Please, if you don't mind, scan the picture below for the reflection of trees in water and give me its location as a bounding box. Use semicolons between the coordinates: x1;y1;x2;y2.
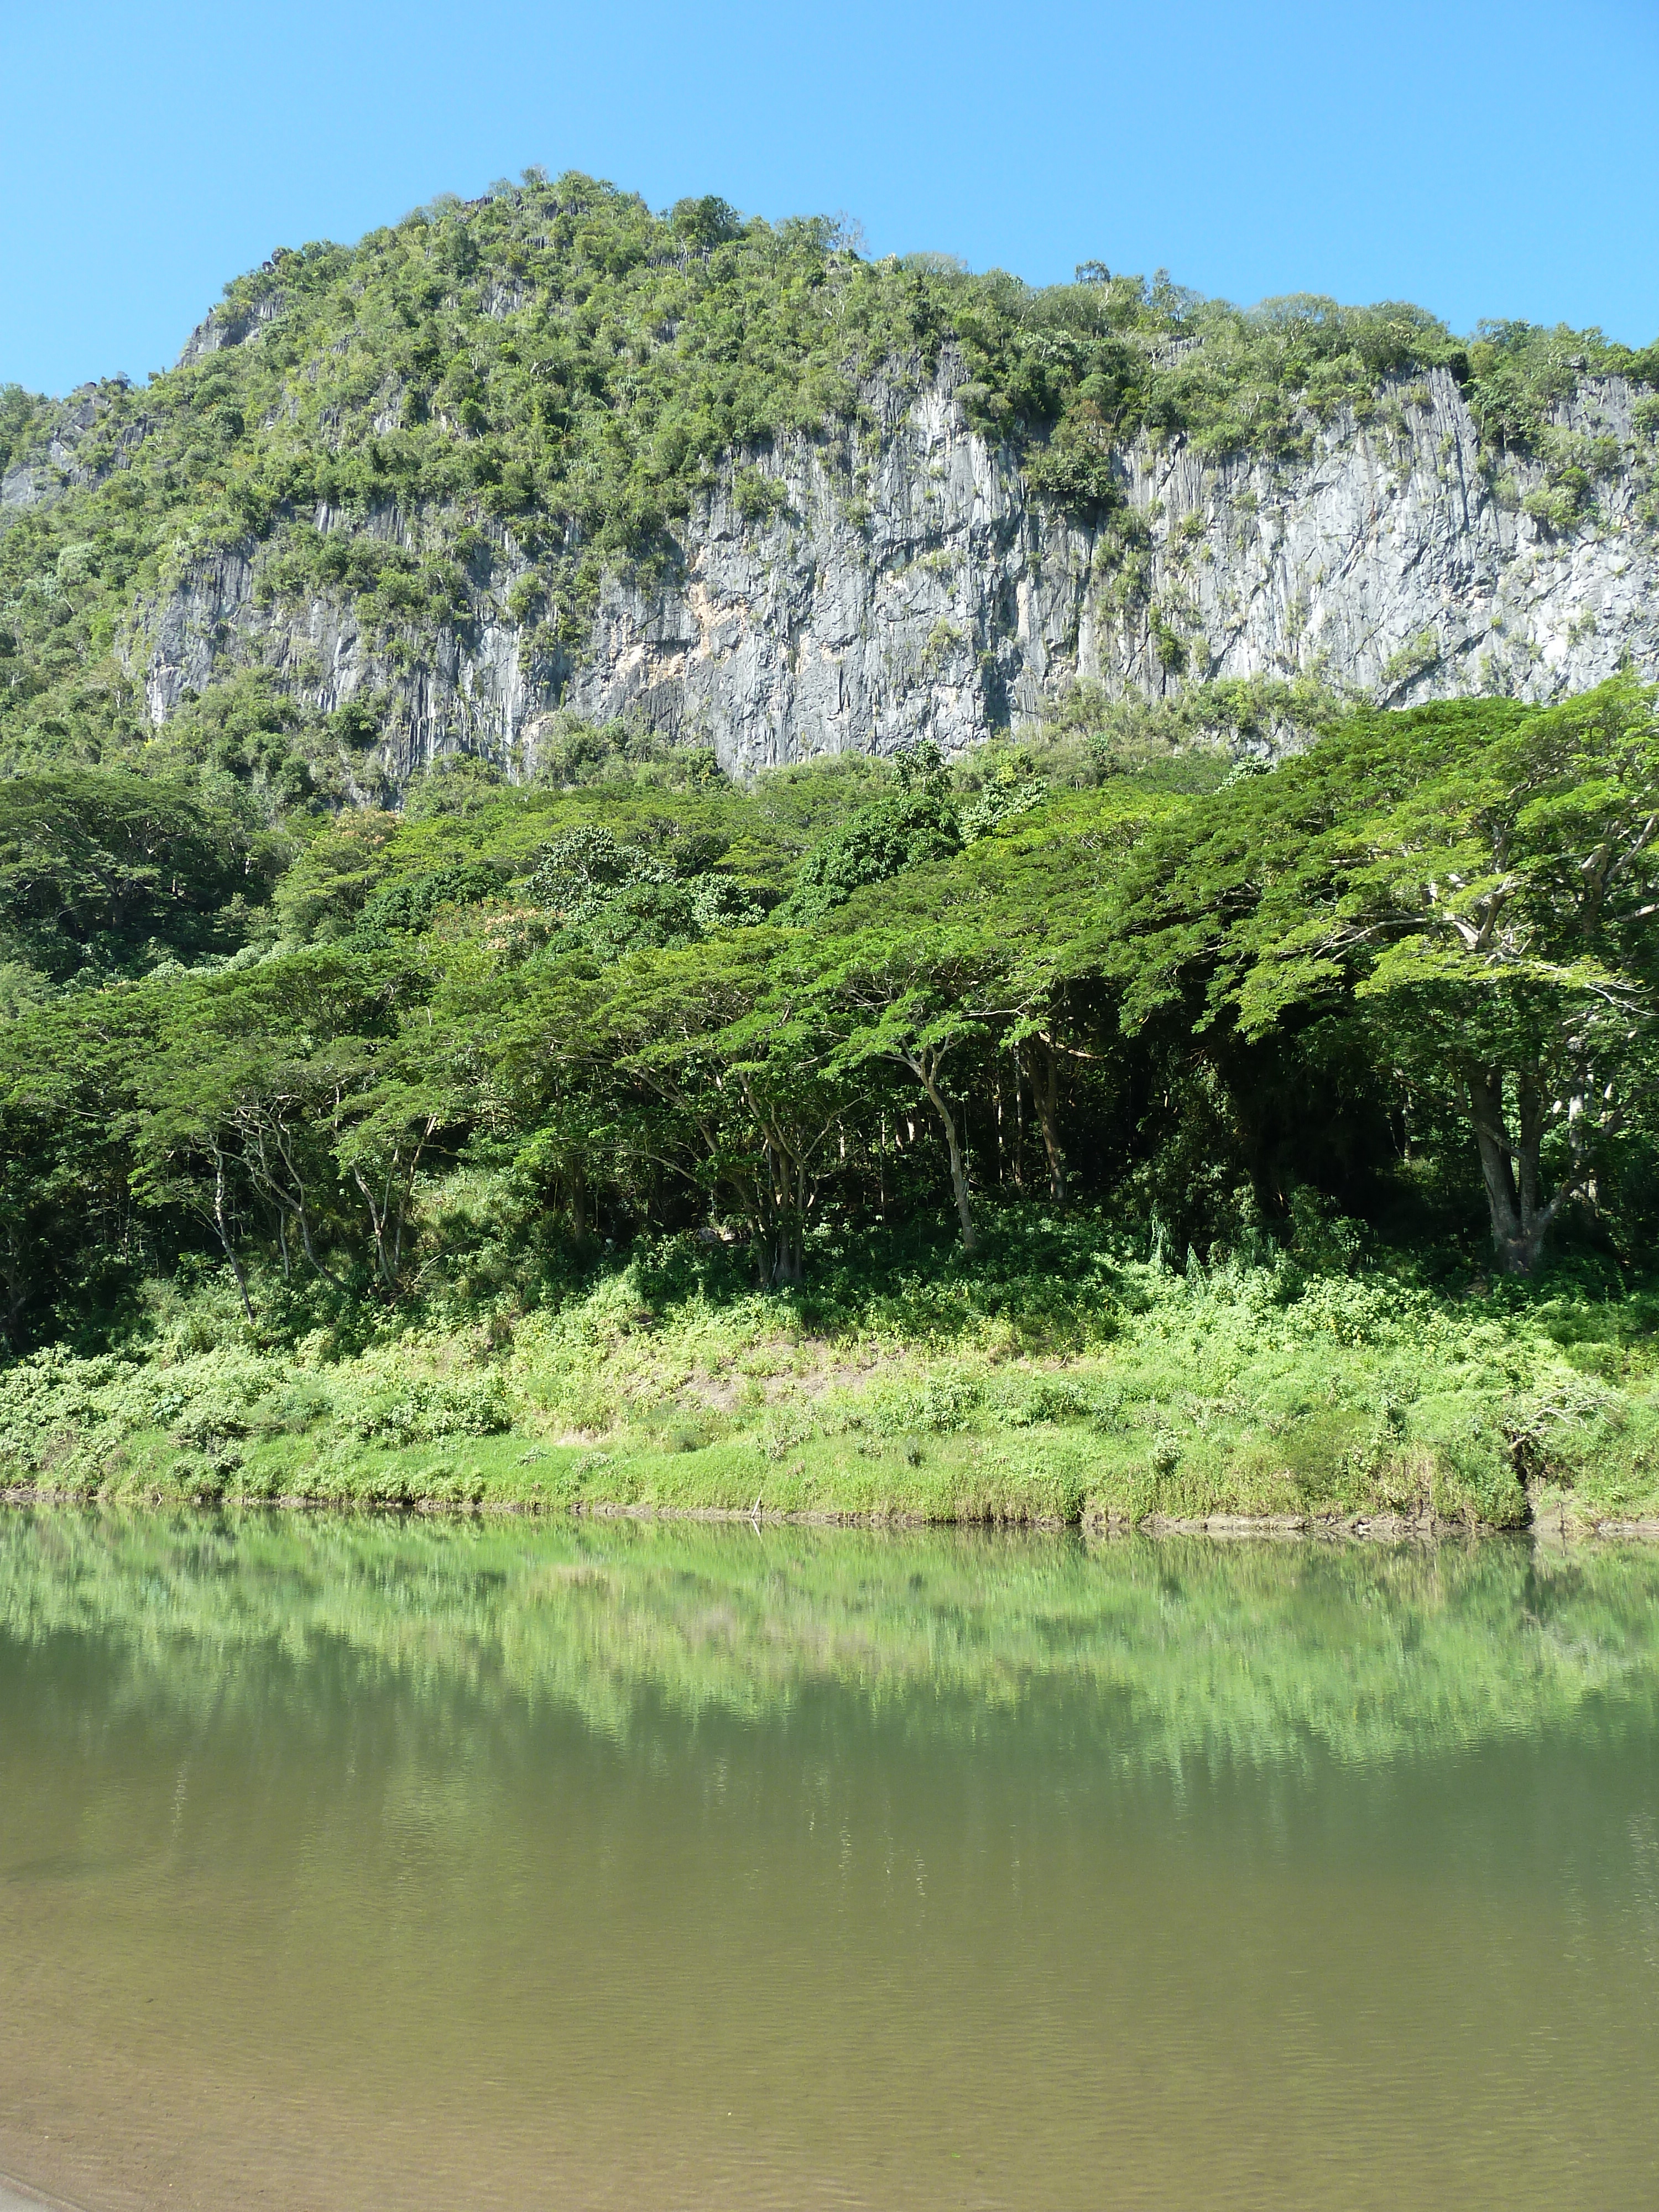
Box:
3;1509;1657;1772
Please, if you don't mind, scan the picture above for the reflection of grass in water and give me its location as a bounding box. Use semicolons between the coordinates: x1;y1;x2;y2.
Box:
3;1510;1658;1772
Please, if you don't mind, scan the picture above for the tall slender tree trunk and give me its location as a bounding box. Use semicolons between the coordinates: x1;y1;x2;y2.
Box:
258;1128;347;1291
907;1051;977;1254
1026;1039;1067;1206
0;1233;27;1351
1465;1062;1552;1274
211;1145;256;1325
771;1227;805;1286
353;1167;391;1284
765;1149;809;1287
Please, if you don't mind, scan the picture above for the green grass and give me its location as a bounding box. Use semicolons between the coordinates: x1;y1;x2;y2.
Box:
8;1224;1658;1531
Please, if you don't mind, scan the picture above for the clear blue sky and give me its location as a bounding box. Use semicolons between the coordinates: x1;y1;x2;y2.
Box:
3;0;1656;395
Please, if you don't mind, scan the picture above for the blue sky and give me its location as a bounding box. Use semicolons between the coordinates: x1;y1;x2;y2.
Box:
3;0;1655;395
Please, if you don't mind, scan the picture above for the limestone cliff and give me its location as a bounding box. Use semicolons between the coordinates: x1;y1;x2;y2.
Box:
131;348;1657;784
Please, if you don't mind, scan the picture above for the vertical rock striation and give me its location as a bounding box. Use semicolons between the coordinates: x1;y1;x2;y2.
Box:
134;351;1659;784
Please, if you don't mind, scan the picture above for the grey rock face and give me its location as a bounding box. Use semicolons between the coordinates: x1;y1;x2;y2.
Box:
176;290;289;368
134;353;1659;784
2;384;147;513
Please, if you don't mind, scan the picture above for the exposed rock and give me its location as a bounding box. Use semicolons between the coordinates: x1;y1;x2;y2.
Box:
177;290;289;368
2;384;147;513
132;353;1659;785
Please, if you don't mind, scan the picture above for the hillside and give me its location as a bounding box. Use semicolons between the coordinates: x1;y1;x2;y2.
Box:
4;170;1659;794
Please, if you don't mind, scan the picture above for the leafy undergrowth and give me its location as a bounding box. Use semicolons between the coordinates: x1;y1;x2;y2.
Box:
4;1233;1657;1529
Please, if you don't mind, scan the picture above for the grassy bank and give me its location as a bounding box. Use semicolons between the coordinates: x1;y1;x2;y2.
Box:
5;1215;1657;1532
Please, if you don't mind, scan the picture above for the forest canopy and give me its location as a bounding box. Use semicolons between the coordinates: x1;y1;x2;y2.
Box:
1;676;1656;1368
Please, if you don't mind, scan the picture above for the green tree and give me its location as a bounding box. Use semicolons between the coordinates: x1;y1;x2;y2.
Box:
129;947;426;1307
0;770;273;980
1114;680;1659;1272
808;921;1021;1253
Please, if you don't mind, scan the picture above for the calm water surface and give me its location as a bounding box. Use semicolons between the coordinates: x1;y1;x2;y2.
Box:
2;1512;1657;2210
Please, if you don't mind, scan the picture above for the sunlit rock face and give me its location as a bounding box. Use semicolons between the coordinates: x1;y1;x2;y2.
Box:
133;348;1659;785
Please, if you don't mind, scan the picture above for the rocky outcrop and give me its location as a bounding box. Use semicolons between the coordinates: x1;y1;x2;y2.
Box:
176;289;289;368
133;353;1659;783
1;384;145;513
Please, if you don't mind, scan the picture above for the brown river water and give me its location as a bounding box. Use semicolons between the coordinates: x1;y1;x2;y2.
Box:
1;1510;1657;2210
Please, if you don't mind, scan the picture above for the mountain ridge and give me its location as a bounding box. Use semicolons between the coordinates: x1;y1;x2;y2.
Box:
3;171;1658;794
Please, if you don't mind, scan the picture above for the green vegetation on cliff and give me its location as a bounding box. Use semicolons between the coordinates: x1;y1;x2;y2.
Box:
2;169;1655;779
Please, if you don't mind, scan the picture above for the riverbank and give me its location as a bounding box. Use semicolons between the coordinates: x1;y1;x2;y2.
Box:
5;1224;1656;1534
8;1485;1659;1538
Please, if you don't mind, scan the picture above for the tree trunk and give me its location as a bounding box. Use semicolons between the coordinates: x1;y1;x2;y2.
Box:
1026;1040;1067;1206
211;1146;257;1325
1465;1064;1552;1274
0;1232;27;1351
764;1149;809;1286
909;1052;977;1253
351;1166;398;1285
771;1227;805;1286
254;1127;347;1291
291;1199;347;1292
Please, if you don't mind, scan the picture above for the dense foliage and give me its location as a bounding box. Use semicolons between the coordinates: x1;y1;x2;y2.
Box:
5;172;1659;1519
0;678;1649;1525
1;677;1656;1371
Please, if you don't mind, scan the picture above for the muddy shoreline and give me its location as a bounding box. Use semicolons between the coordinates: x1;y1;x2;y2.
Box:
4;1482;1655;1540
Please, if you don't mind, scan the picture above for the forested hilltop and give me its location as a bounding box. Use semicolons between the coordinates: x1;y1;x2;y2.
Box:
4;170;1659;787
4;173;1659;1530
